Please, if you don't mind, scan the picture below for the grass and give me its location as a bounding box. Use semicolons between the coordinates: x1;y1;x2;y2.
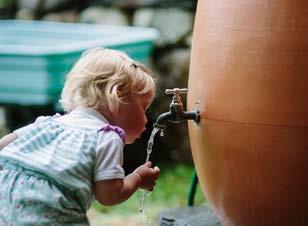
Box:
88;164;207;226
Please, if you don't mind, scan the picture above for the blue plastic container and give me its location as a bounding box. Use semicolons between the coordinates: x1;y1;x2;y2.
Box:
0;20;158;106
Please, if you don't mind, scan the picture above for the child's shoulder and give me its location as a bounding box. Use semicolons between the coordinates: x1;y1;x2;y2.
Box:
99;124;126;144
13;114;59;138
34;114;60;124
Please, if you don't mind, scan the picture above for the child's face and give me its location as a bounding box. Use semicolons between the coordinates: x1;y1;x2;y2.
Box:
113;91;154;144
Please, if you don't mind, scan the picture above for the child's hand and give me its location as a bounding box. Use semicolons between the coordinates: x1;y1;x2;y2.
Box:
134;161;160;191
95;162;159;206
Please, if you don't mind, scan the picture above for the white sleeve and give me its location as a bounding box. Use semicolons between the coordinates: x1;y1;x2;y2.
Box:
94;132;125;181
13;116;47;137
13;123;35;137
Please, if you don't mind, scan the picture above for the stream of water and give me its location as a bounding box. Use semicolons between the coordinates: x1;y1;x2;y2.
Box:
138;127;162;226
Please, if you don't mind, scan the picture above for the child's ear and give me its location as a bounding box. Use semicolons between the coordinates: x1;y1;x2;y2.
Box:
116;87;131;103
121;92;133;104
113;102;127;116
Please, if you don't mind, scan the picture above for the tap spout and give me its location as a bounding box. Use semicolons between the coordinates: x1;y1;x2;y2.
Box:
154;109;200;129
154;112;173;129
153;88;201;130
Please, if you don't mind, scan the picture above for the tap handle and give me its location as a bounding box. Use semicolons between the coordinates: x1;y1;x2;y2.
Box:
165;88;187;95
165;88;187;104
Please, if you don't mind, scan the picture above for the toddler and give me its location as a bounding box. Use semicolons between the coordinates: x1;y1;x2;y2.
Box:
0;47;160;225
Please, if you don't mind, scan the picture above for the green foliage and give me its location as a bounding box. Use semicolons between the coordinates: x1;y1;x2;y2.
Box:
0;0;11;7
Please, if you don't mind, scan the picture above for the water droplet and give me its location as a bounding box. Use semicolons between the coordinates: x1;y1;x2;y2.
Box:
160;130;164;137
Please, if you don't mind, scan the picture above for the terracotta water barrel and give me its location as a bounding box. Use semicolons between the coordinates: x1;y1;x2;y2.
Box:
187;1;308;225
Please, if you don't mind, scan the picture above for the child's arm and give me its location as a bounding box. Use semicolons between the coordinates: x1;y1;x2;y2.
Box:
0;133;17;151
94;161;160;206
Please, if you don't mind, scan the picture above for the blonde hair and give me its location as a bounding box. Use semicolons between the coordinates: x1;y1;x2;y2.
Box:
59;47;156;113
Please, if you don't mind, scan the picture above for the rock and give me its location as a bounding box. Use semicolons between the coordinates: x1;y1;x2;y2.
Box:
15;8;35;20
42;10;79;22
133;8;194;46
79;6;129;25
155;48;191;88
158;205;221;226
17;0;72;11
132;8;155;27
17;0;39;10
41;12;62;22
92;0;197;9
113;0;156;8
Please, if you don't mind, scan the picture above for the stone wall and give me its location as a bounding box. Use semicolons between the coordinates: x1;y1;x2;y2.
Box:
2;0;197;170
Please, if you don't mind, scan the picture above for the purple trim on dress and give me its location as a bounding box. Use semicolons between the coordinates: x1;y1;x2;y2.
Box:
99;124;126;144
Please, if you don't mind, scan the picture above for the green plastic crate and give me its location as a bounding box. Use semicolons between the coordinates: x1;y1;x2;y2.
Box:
0;20;158;106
